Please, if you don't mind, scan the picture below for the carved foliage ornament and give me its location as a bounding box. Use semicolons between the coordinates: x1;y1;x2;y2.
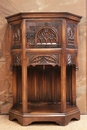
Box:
12;53;21;66
28;54;60;66
67;54;76;66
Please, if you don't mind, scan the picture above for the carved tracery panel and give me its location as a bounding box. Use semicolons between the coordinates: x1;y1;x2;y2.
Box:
26;21;62;48
27;54;60;66
35;27;58;45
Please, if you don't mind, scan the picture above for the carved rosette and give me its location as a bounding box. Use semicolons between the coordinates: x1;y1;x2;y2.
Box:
27;54;60;66
12;24;21;49
12;53;21;66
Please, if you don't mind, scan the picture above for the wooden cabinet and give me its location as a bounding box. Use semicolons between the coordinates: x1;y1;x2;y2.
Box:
6;12;82;126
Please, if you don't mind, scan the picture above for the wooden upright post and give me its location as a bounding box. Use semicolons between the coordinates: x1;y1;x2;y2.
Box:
22;19;28;113
61;20;66;112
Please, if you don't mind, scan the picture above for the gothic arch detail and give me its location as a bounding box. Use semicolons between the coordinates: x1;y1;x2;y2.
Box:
35;26;58;45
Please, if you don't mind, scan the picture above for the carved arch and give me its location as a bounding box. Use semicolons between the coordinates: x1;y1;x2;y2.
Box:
35;26;58;45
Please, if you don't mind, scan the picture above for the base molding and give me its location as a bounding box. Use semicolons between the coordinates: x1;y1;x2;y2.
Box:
9;105;80;126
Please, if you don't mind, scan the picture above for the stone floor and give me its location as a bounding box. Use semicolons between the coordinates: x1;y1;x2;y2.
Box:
0;115;87;130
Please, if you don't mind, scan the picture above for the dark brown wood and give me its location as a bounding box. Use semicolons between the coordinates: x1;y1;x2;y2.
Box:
6;12;82;126
71;66;76;105
12;67;17;104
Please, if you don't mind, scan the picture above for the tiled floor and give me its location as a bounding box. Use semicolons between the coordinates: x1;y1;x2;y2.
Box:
0;115;87;130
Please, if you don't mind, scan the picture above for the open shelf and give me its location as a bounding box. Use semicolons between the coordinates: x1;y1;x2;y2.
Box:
11;102;79;114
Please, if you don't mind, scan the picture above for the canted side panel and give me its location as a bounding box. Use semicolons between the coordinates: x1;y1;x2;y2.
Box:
27;66;61;103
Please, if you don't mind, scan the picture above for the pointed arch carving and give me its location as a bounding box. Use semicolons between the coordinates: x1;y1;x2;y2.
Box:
35;26;58;45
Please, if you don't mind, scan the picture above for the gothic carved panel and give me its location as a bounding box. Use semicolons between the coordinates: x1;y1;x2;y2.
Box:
12;53;21;66
35;27;58;45
67;27;74;40
67;23;76;48
26;21;62;48
12;24;21;49
27;54;60;66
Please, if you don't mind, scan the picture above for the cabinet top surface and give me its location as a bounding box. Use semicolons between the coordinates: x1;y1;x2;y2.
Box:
6;12;82;23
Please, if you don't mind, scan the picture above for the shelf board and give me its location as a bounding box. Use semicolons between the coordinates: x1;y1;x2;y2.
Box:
10;102;79;115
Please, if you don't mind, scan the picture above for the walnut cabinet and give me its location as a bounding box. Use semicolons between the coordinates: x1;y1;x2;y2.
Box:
6;12;82;126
